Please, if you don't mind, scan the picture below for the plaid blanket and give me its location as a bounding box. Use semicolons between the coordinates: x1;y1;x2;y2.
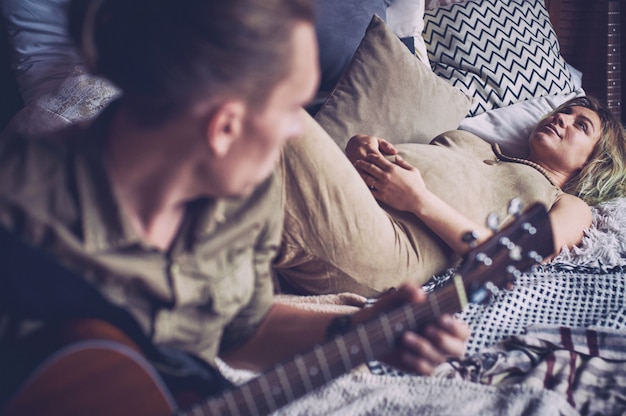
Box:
461;264;626;355
437;325;626;416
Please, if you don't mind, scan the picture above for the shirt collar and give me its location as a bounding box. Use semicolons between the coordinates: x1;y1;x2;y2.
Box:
74;101;144;252
74;101;229;254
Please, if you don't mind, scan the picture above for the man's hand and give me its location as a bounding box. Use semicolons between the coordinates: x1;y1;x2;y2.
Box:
353;284;470;375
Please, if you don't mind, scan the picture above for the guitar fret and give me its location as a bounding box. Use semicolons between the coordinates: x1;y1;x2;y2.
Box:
187;403;204;416
453;273;469;309
379;314;395;346
257;376;278;413
275;365;295;402
357;325;375;361
294;355;314;393
223;391;240;416
428;292;442;320
335;337;353;371
403;303;417;330
240;383;260;416
314;344;333;382
203;395;225;415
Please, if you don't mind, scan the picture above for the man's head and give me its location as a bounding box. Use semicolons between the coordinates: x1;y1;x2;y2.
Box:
69;0;317;126
202;20;320;196
69;0;319;196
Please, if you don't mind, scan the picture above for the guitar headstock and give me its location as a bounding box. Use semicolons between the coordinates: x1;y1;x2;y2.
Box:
456;202;554;305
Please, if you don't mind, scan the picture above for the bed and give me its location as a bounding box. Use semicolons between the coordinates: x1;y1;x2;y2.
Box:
0;0;625;415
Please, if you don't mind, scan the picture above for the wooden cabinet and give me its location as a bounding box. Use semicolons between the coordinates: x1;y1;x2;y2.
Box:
547;0;623;124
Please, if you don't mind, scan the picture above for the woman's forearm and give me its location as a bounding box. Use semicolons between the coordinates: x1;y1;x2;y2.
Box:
411;189;493;256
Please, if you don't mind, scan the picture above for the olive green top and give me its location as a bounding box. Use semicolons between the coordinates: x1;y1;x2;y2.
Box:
390;130;564;279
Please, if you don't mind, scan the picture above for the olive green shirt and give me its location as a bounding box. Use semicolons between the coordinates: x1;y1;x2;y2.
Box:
0;107;281;366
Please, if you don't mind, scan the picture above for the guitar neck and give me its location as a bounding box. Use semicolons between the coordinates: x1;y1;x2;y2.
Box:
607;0;621;119
182;203;552;416
194;281;466;416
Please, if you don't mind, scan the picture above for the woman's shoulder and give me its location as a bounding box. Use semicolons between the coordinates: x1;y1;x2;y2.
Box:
429;129;493;156
430;129;489;145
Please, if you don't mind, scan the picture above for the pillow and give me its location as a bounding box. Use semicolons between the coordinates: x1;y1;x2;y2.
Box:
423;0;576;116
0;0;80;105
314;14;471;150
2;65;120;138
386;0;429;66
315;0;427;94
315;0;392;93
458;88;586;158
425;0;467;9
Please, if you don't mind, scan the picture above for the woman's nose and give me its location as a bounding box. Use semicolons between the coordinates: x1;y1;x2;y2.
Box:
553;112;570;127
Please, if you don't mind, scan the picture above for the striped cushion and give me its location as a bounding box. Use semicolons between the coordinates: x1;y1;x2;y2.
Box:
423;0;576;116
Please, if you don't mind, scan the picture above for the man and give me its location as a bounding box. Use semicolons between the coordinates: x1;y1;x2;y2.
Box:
0;0;469;410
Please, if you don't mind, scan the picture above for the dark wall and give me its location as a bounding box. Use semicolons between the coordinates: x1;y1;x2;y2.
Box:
0;21;23;132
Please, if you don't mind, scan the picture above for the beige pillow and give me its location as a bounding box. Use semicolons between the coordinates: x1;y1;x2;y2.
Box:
314;14;472;150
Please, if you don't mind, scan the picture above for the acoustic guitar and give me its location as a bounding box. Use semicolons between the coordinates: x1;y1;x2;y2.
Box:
2;202;553;416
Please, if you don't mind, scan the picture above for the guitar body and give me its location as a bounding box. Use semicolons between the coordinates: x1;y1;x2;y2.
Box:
2;321;177;416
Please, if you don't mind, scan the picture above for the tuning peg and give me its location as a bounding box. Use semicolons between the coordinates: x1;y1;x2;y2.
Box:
506;264;522;278
486;212;500;232
484;281;500;297
521;222;537;235
476;252;492;266
508;198;523;218
469;281;502;305
527;250;543;263
462;230;479;248
499;236;513;249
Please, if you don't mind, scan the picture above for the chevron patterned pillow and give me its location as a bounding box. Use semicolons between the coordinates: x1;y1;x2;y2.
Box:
423;0;576;116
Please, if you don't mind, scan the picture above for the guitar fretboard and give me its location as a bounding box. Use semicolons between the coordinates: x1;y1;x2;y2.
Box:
195;283;464;416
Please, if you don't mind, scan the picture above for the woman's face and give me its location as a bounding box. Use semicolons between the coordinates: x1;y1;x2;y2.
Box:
528;105;602;177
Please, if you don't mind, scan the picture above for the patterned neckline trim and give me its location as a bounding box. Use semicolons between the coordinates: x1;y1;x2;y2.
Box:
491;143;558;188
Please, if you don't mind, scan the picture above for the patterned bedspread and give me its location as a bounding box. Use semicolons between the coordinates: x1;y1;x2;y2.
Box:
263;198;626;415
216;199;626;415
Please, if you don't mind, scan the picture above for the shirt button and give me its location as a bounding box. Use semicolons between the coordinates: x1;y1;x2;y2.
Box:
169;262;181;275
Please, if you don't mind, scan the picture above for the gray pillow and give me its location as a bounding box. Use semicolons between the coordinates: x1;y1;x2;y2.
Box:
314;14;472;150
315;0;393;93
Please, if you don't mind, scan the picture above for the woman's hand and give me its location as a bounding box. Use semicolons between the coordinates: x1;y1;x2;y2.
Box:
352;284;470;375
345;134;398;165
355;152;430;213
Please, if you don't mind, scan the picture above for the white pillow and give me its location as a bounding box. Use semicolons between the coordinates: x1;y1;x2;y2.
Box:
386;0;429;66
458;88;586;158
2;65;120;138
1;0;82;105
425;0;468;9
423;0;576;116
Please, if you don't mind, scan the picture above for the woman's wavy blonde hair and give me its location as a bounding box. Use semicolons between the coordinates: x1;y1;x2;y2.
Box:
555;96;626;205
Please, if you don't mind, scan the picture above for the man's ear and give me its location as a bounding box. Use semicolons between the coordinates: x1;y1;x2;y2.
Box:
205;100;247;158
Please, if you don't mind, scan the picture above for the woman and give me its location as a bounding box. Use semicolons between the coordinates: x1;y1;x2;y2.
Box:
274;96;626;297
